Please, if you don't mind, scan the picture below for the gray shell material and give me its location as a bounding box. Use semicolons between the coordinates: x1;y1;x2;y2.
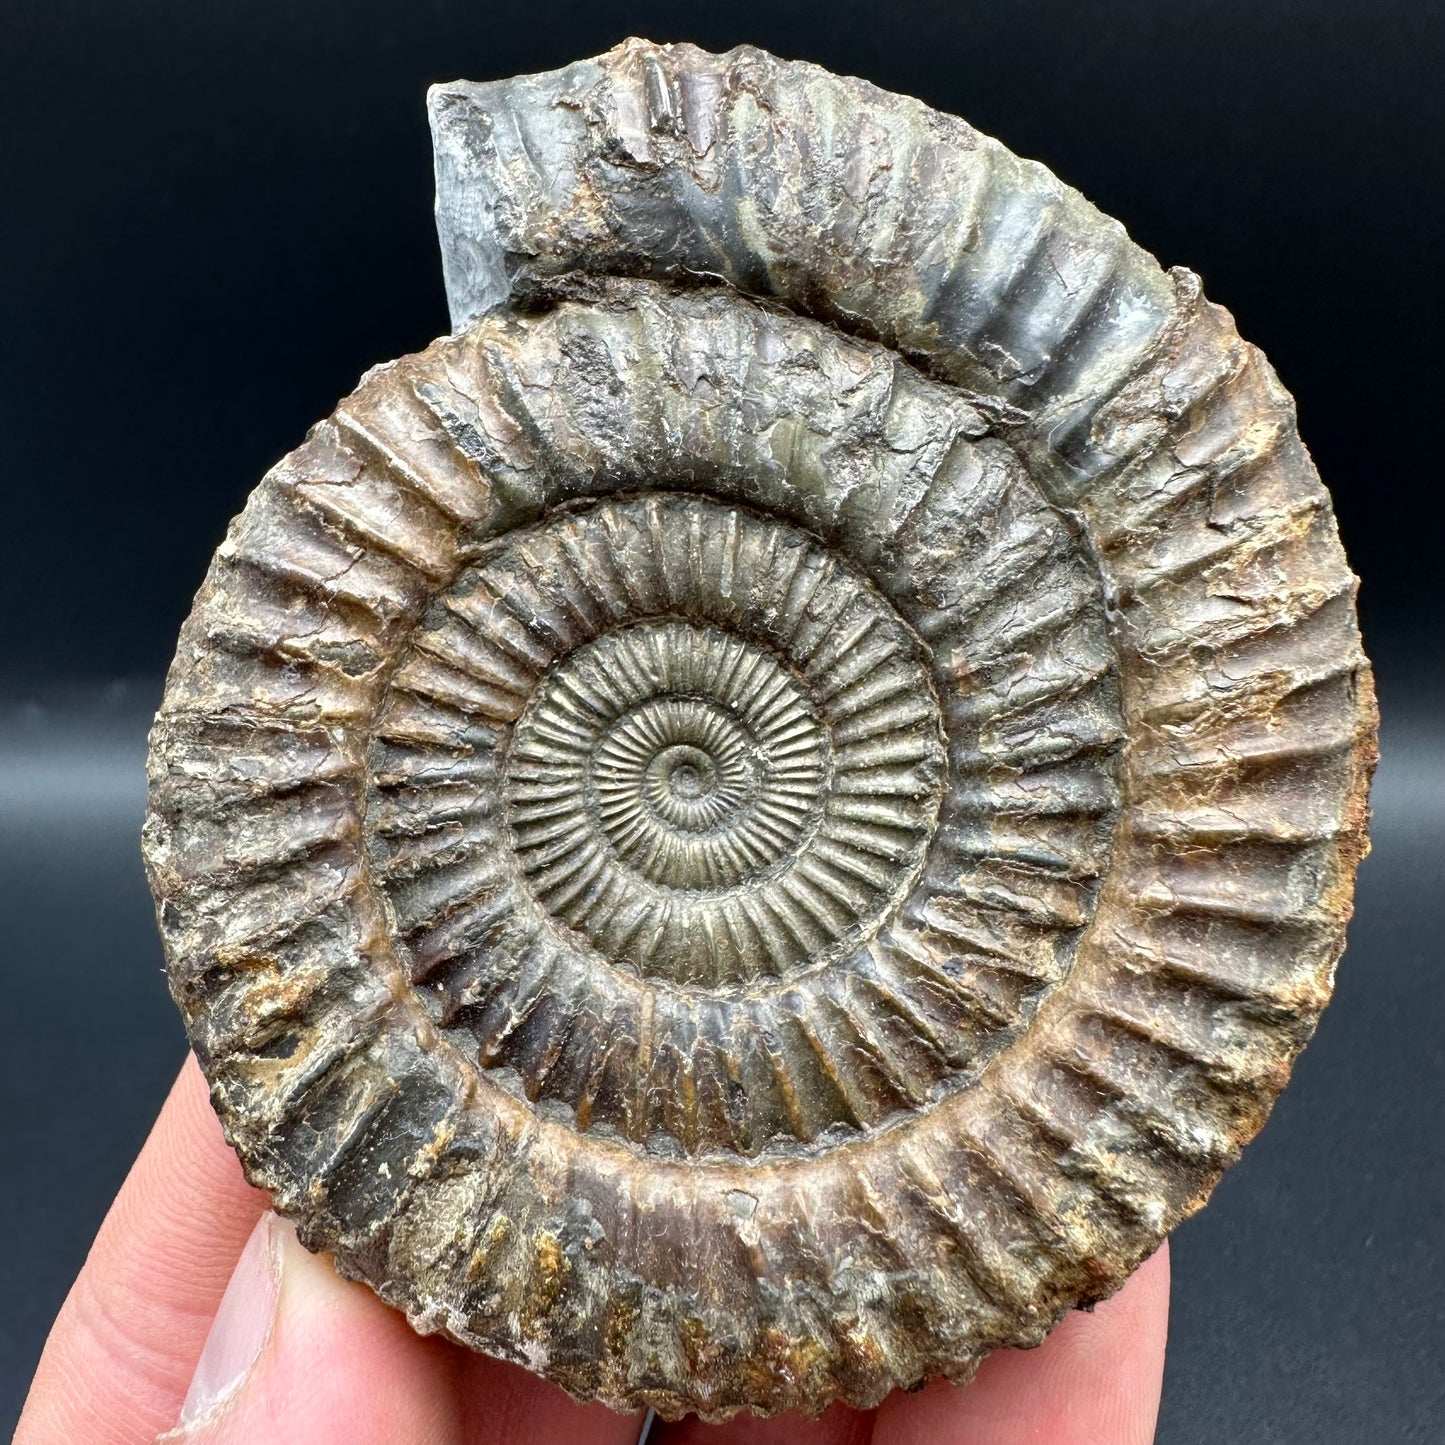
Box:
143;38;1377;1421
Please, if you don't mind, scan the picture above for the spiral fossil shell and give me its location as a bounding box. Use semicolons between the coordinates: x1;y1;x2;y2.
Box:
143;39;1377;1420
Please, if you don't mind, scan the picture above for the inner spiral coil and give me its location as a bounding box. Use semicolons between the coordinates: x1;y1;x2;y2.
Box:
457;495;950;988
510;621;827;900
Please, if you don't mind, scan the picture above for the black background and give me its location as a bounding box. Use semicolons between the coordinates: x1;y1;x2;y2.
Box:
1;2;1441;1440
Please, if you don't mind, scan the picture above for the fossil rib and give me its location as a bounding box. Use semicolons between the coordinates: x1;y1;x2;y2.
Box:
144;38;1376;1422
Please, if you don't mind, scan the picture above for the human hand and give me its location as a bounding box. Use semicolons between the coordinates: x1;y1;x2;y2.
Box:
16;1057;1168;1444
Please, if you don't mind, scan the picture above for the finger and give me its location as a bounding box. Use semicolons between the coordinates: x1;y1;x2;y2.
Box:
161;1213;464;1445
451;1351;648;1445
15;1055;268;1445
872;1243;1171;1445
651;1399;872;1445
167;1210;645;1445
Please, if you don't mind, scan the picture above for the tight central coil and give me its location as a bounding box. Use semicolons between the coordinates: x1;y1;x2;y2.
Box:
512;621;827;895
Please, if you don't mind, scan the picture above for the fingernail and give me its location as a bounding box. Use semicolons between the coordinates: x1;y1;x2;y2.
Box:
177;1212;281;1428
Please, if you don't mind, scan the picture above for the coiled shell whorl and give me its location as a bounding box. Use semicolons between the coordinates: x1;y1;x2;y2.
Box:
143;39;1377;1421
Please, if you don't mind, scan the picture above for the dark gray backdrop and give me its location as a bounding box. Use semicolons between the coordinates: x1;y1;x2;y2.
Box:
2;2;1441;1440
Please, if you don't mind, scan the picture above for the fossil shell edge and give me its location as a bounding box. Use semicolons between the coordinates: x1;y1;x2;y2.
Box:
143;39;1377;1422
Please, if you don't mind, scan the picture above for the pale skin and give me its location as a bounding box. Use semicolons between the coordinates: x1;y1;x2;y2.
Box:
17;1056;1169;1444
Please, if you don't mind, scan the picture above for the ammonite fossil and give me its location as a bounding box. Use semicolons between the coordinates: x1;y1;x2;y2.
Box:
143;39;1377;1420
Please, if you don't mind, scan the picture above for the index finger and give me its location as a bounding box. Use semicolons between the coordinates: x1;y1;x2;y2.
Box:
16;1055;268;1445
873;1243;1171;1445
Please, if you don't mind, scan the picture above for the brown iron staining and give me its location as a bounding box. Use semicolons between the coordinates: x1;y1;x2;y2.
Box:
143;40;1376;1421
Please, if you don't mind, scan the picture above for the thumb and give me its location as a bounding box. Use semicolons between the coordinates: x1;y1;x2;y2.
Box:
161;1212;460;1445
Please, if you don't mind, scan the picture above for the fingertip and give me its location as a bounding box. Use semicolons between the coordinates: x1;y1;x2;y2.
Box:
15;1057;269;1445
874;1243;1171;1445
167;1217;462;1445
451;1348;649;1445
173;1212;282;1432
649;1398;871;1445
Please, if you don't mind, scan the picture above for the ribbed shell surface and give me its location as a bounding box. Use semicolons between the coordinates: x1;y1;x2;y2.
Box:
143;39;1376;1421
